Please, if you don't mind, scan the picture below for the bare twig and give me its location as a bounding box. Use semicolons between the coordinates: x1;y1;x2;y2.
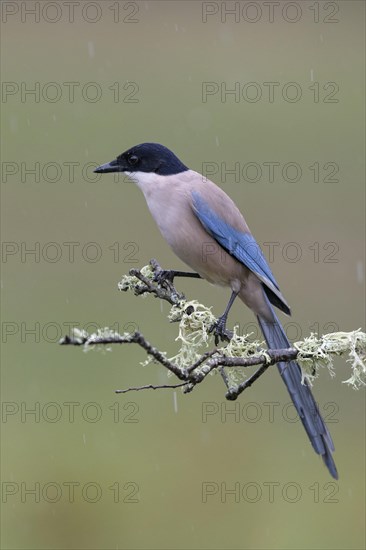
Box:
115;382;189;394
60;330;188;380
225;364;272;400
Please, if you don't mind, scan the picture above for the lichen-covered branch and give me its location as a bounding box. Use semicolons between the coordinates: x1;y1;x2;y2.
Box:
59;260;366;395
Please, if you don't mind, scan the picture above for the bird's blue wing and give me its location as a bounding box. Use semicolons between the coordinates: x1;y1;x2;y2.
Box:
191;191;280;291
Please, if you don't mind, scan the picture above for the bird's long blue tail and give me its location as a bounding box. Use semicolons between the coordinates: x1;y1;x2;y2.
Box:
257;305;338;479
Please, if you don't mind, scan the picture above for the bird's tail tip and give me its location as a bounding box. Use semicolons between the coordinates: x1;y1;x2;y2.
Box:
257;311;338;480
322;445;339;479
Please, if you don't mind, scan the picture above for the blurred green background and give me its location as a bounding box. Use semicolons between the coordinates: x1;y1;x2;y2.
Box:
1;1;365;548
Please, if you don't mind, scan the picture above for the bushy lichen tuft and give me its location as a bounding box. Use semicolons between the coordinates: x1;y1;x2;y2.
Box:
168;300;216;369
294;329;366;388
118;264;155;295
220;327;268;386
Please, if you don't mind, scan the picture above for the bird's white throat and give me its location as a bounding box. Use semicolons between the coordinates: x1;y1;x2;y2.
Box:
124;171;159;192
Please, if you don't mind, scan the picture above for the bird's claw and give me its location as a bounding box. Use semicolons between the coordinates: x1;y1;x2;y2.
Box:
209;317;233;345
153;269;175;287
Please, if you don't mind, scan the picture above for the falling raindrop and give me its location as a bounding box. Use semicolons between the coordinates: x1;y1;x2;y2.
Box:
87;41;95;59
356;261;364;284
173;391;178;413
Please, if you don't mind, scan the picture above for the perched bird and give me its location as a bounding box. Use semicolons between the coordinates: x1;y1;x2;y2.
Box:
95;142;338;479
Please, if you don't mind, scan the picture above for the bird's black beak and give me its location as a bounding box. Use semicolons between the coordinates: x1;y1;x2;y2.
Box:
94;159;122;173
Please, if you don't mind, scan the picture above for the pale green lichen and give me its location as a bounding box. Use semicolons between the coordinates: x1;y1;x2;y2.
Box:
294;329;366;389
71;327;89;344
140;353;168;369
223;327;266;359
112;264;366;390
168;300;216;370
67;327;134;354
81;327;126;353
118;264;155;294
220;327;268;387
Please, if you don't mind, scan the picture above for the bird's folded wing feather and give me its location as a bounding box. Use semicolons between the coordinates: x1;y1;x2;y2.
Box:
191;190;290;313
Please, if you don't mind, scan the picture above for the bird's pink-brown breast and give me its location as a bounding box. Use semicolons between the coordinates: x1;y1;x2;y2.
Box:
157;171;250;289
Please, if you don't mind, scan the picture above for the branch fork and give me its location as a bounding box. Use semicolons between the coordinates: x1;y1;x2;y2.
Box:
59;260;366;394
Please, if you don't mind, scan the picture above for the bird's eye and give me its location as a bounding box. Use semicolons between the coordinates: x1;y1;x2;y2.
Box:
129;155;139;165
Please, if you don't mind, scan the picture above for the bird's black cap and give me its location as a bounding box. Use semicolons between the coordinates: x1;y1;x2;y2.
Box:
94;143;188;176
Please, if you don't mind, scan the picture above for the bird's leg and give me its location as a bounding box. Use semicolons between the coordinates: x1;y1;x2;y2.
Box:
210;290;239;345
